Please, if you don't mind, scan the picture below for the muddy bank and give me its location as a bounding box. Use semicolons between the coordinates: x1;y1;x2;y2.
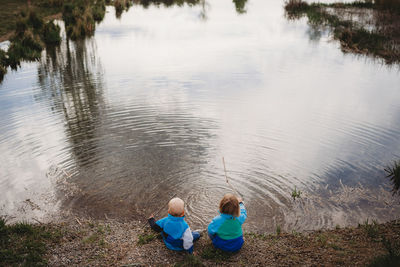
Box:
3;216;399;266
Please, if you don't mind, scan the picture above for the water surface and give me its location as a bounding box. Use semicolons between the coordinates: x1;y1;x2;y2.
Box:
1;0;400;232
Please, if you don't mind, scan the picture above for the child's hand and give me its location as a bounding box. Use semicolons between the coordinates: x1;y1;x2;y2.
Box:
237;197;243;203
148;214;154;220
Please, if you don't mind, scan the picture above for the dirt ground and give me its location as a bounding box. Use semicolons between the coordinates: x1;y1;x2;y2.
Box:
43;217;400;266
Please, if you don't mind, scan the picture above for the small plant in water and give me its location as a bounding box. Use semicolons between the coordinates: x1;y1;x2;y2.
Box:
360;218;380;239
276;224;281;236
384;160;400;196
291;186;302;200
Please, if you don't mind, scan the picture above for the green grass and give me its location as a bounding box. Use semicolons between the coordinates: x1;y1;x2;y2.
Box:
82;224;108;246
359;219;380;239
137;233;157;245
200;245;233;262
0;218;60;266
174;254;204;267
244;232;267;240
368;236;400;267
315;233;328;247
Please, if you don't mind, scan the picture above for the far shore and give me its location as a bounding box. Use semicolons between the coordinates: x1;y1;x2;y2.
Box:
0;13;62;43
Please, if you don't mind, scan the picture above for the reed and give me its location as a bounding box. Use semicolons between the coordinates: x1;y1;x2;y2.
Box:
63;3;96;39
62;0;105;40
0;50;7;81
385;160;400;196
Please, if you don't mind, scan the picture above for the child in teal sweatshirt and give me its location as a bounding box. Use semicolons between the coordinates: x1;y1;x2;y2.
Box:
207;193;247;252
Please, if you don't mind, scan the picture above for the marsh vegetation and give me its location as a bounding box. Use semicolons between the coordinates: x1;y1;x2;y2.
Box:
0;0;108;83
284;0;400;63
62;0;106;39
0;10;61;80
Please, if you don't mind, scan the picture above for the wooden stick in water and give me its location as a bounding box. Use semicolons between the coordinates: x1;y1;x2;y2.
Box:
222;157;242;198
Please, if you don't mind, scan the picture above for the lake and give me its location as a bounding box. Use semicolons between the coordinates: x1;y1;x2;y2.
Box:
1;0;400;232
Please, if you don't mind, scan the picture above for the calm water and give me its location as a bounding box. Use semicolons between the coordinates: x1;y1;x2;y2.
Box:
1;0;400;232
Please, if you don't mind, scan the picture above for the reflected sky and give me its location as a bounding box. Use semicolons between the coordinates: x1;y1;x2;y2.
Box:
1;0;400;231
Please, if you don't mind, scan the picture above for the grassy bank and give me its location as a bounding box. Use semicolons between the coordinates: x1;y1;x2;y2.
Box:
0;218;62;266
2;217;399;266
284;0;400;63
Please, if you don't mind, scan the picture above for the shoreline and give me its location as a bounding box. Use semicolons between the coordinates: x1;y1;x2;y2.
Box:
2;216;400;266
0;13;62;43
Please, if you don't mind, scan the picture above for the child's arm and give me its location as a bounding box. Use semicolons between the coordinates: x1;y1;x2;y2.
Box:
148;215;163;233
207;217;220;238
182;227;194;254
237;202;247;225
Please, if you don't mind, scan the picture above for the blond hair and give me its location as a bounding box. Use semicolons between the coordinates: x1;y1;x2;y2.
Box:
168;197;185;217
219;193;240;217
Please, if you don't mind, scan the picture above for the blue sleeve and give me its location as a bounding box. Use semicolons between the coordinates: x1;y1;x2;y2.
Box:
156;217;168;228
208;215;224;237
238;203;247;225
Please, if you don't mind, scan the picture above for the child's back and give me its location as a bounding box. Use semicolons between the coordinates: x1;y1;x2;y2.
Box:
148;198;200;253
208;193;247;252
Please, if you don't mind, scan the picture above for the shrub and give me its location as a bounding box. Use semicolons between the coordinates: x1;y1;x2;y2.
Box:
42;21;61;45
385;160;400;196
284;0;309;19
7;30;43;69
92;0;106;22
28;10;44;30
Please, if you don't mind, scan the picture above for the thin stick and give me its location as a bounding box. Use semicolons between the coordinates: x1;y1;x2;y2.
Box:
222;157;242;198
75;217;82;226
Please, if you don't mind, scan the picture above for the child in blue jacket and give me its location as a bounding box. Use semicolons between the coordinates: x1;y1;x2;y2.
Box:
208;193;247;252
148;197;200;253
